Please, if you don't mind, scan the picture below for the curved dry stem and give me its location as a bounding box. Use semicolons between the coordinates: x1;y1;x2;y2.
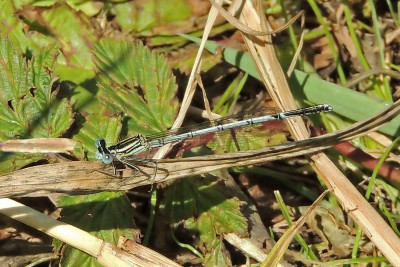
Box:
210;0;304;36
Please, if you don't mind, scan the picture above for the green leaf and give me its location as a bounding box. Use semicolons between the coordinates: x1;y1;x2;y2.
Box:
161;177;248;266
0;36;74;173
39;3;96;70
94;39;179;136
56;64;99;115
0;0;32;53
0;153;45;174
0;37;73;138
56;192;137;267
203;239;232;267
289;70;399;136
66;0;104;16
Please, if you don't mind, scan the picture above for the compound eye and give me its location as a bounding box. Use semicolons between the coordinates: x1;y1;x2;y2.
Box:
95;150;103;160
102;154;114;165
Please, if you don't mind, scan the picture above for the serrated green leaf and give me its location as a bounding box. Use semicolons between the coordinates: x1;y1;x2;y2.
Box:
94;39;179;136
47;98;75;136
0;37;74;173
184;195;247;247
0;37;73;138
39;3;96;69
161;177;247;266
203;239;232;267
56;192;137;267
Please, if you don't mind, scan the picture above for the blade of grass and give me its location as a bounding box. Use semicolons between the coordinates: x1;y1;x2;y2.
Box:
306;0;346;84
274;191;319;261
261;190;329;266
367;0;392;101
365;136;400;199
212;72;248;115
385;0;399;26
327;256;388;265
171;228;205;261
343;1;370;70
143;187;157;246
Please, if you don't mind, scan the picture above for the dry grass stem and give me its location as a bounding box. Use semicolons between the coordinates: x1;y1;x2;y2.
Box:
0;138;77;153
0;198;181;267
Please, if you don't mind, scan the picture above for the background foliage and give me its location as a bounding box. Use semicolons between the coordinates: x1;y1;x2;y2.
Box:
0;0;399;266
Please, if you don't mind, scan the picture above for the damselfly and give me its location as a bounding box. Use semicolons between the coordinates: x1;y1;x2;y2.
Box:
95;104;332;172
